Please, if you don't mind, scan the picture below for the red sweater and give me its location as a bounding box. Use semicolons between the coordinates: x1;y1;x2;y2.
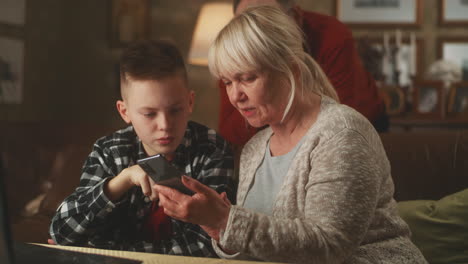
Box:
218;8;385;146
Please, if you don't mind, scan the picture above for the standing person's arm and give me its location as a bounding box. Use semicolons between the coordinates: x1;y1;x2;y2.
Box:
297;9;384;123
318;36;382;121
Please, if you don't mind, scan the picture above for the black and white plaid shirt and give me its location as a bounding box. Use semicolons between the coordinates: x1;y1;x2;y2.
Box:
49;121;236;257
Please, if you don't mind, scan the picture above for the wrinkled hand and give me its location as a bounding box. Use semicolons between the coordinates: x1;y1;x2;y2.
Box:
125;164;159;201
154;176;231;240
199;192;231;241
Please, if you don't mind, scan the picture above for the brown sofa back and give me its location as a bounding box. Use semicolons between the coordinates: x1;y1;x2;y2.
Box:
381;131;468;201
0;122;123;221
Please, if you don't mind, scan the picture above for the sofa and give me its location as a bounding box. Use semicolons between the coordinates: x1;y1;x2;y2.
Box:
0;122;123;243
1;122;468;263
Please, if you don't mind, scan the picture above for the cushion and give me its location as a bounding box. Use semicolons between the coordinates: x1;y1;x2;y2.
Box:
397;188;468;264
39;145;91;217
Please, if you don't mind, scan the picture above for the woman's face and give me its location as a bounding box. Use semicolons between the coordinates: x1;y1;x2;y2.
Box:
221;71;290;128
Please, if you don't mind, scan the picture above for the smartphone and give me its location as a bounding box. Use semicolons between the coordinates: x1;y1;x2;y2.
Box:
137;154;194;195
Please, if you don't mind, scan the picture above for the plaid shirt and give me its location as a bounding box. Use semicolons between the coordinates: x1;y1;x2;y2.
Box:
49;121;236;257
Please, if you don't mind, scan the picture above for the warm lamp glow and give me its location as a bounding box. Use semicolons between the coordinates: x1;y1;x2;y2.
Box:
188;3;233;66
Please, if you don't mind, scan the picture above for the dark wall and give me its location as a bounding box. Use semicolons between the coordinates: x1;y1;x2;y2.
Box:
1;0;119;124
0;0;219;128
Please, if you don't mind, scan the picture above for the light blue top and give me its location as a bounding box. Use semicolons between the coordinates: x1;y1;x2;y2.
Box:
243;136;304;215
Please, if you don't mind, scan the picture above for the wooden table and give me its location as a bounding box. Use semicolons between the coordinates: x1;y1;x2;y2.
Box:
34;243;281;264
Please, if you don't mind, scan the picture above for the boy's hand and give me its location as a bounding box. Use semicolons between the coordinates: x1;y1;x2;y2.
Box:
105;165;159;202
125;165;159;201
154;176;231;240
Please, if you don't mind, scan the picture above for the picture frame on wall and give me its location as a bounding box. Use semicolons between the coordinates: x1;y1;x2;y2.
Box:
439;0;468;26
334;0;422;27
355;35;423;87
412;80;445;118
0;0;25;26
109;0;150;48
0;36;24;104
438;37;468;81
447;82;468;114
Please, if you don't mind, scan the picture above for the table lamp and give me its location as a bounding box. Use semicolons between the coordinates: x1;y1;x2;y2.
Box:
188;2;233;66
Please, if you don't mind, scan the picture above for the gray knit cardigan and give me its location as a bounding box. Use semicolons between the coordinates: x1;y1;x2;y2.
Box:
213;97;427;264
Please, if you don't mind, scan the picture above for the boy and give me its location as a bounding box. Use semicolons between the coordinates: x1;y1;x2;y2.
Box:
49;40;236;257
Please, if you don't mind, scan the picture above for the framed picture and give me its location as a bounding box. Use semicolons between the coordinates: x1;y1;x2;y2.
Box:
109;0;150;48
439;0;468;26
0;36;23;104
447;81;468;114
0;0;25;26
355;35;423;87
438;37;468;81
412;80;445;117
334;0;422;27
379;86;405;115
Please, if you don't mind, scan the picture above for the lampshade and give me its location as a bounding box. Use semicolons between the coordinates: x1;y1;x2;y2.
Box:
188;3;233;66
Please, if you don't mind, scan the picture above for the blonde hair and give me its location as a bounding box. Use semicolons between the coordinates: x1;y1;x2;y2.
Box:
208;5;339;121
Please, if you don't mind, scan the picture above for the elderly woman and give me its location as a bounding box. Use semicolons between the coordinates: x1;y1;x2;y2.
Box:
154;5;427;263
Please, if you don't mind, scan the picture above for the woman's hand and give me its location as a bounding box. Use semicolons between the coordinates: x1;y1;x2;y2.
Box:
199;192;231;240
154;175;231;240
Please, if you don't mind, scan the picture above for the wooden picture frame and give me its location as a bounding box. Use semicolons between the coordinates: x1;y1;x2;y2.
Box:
0;0;25;26
379;86;405;115
447;81;468;114
439;0;468;26
109;0;150;48
412;80;445;118
0;36;24;104
355;36;424;86
438;37;468;82
334;0;422;27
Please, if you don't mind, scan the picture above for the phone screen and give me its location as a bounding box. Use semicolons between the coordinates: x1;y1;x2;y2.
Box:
137;154;194;195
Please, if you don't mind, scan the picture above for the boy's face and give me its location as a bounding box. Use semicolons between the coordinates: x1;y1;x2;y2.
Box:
117;75;194;158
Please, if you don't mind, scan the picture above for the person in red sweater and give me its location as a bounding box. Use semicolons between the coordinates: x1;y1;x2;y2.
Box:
219;0;388;146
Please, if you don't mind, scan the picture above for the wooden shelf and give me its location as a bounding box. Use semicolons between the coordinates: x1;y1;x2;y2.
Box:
390;114;468;131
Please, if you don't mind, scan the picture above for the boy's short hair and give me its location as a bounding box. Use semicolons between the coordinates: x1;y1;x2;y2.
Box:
119;40;188;99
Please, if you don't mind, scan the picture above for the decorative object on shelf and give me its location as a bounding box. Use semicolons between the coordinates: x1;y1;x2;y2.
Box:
438;37;468;82
378;86;406;115
0;36;23;104
0;0;25;26
426;59;462;98
412;80;445;118
109;0;150;48
447;81;468;114
439;0;468;26
334;0;422;27
356;32;422;88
